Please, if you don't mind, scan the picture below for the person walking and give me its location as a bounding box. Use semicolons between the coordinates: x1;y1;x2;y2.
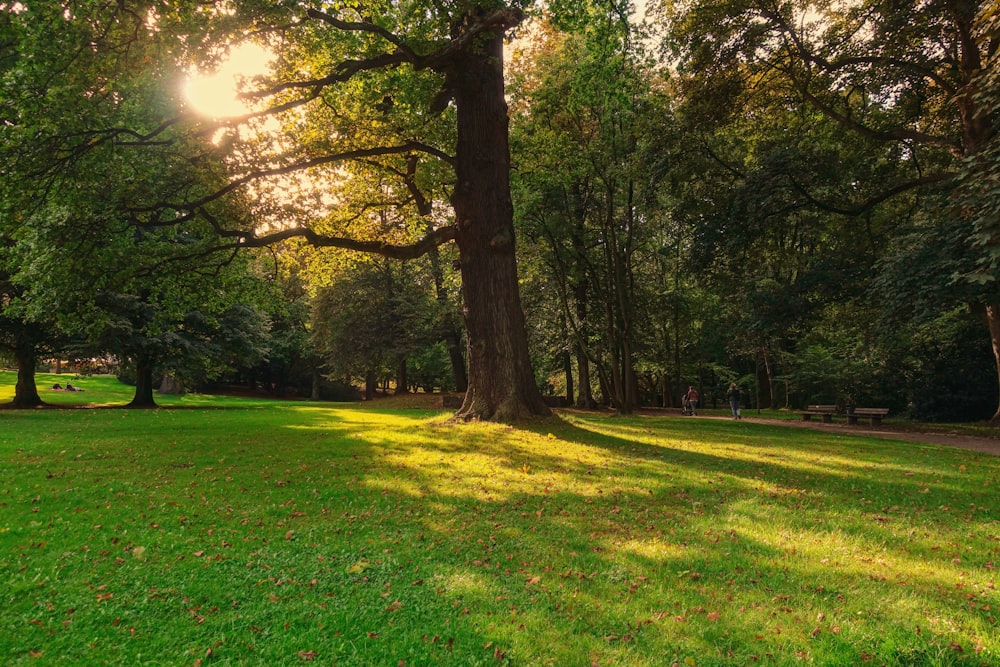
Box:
685;386;700;416
726;382;742;419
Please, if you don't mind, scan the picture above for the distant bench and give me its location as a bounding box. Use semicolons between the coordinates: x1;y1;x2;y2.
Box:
800;405;838;423
800;405;890;426
847;407;889;426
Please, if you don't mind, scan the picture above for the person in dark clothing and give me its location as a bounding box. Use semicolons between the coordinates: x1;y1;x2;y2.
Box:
726;382;742;419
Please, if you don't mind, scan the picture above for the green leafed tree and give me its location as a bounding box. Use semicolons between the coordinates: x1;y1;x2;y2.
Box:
162;1;554;420
656;0;1000;416
510;5;662;413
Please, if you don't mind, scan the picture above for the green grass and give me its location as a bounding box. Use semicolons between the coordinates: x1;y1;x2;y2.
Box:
1;373;998;665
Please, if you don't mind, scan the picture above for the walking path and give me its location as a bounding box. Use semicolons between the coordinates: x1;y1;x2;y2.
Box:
727;414;1000;457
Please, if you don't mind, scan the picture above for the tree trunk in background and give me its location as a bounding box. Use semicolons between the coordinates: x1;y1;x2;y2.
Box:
159;374;184;395
311;367;321;401
987;304;1000;421
11;348;43;408
573;294;597;409
365;369;377;401
563;344;574;406
450;27;549;421
761;347;776;409
128;355;157;408
426;244;468;393
576;343;596;408
395;357;409;394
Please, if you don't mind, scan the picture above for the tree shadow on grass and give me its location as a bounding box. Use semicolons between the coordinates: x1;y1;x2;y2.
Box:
6;403;997;665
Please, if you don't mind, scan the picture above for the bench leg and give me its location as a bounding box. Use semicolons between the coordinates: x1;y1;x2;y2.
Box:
847;415;858;426
870;416;882;426
822;414;833;423
802;414;812;421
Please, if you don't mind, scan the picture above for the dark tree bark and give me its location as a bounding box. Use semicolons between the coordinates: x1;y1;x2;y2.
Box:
364;369;377;401
987;305;1000;421
572;252;597;409
395;356;409;394
11;348;43;408
449;24;549;421
311;366;321;401
562;338;574;407
128;355;157;408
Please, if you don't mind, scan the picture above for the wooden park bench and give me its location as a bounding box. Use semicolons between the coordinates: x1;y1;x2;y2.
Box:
800;404;838;423
847;407;889;426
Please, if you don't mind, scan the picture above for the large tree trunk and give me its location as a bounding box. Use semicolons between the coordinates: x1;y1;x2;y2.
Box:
11;349;43;408
450;27;549;421
128;355;157;408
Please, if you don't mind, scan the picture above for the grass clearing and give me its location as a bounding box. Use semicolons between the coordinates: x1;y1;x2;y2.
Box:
1;373;998;665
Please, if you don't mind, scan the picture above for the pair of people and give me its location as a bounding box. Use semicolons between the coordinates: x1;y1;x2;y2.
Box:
684;386;699;415
51;382;83;392
681;383;742;418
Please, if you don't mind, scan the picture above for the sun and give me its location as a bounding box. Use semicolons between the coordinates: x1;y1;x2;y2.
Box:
184;43;273;118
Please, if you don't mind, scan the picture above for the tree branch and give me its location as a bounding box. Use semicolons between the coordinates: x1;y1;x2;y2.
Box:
304;7;418;58
161;140;453;211
786;171;955;217
797;86;963;154
215;219;457;261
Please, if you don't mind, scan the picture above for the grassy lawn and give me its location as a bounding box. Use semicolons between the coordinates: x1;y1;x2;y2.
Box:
1;373;997;666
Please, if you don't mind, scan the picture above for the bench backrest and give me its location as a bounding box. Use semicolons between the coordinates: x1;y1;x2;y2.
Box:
807;405;837;412
852;407;889;415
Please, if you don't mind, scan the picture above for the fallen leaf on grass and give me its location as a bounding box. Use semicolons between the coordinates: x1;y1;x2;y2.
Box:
297;650;317;660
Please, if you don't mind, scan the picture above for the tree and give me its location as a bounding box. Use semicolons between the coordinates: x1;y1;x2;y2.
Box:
657;0;1000;415
511;6;657;413
144;1;550;421
0;2;291;409
311;257;441;399
0;258;63;408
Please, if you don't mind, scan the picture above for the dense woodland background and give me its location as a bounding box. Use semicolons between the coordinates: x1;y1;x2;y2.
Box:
1;0;998;421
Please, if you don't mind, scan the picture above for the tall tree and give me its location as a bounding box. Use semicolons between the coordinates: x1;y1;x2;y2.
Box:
160;2;551;420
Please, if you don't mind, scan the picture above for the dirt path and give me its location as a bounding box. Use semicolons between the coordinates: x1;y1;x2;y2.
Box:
721;414;1000;457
